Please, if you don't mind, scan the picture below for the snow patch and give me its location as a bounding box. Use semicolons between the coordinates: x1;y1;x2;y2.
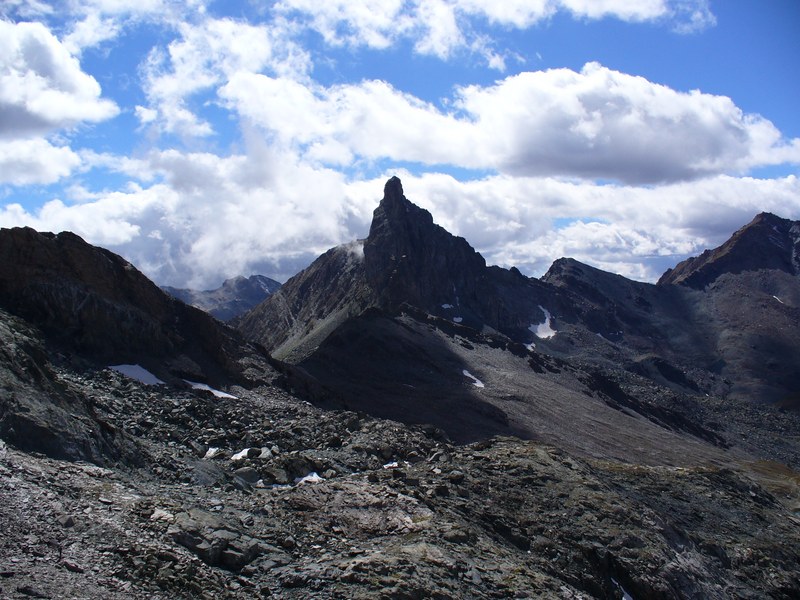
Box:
184;380;238;399
295;472;324;485
441;303;453;309
463;369;484;388
611;578;635;600
530;306;557;339
525;342;536;351
773;295;784;304
109;364;164;385
231;448;251;461
453;317;463;323
383;461;400;469
204;447;221;459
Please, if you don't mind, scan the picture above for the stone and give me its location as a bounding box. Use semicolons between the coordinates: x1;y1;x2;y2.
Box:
233;467;260;485
56;515;75;528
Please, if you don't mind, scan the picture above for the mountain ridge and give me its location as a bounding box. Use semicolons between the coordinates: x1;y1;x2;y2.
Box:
240;178;800;424
163;274;281;321
658;211;800;288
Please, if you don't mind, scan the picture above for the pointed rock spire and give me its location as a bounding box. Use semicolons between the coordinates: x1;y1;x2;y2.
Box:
364;177;485;312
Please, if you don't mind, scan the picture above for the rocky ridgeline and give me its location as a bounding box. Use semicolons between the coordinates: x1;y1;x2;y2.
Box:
162;275;282;322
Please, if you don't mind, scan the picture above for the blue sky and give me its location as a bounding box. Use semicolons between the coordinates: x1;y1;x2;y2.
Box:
1;0;798;287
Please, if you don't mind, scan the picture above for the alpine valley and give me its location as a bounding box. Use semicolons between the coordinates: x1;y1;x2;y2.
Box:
1;177;799;599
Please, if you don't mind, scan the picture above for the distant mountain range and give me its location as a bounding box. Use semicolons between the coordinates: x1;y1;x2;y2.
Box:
162;274;281;321
0;179;799;598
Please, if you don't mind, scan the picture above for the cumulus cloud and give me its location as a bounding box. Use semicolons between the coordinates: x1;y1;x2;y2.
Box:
0;144;369;288
3;140;799;288
138;16;310;137
221;63;800;184
276;0;715;65
0;138;81;185
455;63;800;182
0;20;118;185
0;21;119;137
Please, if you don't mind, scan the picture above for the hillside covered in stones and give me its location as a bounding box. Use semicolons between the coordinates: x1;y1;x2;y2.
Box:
1;179;800;598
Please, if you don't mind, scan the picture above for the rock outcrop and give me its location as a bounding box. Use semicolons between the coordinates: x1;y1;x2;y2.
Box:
0;227;261;386
658;212;800;288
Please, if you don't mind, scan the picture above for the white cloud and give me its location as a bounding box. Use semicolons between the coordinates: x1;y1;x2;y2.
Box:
0;144;366;288
221;63;800;184
412;0;464;59
455;62;800;182
0;138;81;185
62;13;122;55
397;172;800;281
276;0;715;66
0;21;119;137
274;0;411;49
220;74;476;167
3;139;798;288
138;16;310;137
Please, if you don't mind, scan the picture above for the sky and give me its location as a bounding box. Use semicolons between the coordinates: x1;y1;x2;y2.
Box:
1;0;799;289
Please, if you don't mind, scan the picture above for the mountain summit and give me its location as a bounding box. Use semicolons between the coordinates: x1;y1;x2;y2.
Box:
239;176;553;362
363;176;487;312
659;212;800;288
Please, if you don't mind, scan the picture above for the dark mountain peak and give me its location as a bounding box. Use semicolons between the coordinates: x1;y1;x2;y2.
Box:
658;212;800;288
364;177;486;311
0;226;251;384
543;257;636;289
382;175;405;204
542;257;592;281
369;176;434;237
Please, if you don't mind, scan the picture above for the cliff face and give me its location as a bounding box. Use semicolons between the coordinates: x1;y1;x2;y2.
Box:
0;226;259;385
658;212;800;288
363;176;488;312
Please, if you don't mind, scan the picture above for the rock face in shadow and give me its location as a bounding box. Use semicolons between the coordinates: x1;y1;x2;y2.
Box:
364;176;488;312
0;227;257;386
0;308;140;465
163;275;281;321
0;227;280;465
659;212;800;288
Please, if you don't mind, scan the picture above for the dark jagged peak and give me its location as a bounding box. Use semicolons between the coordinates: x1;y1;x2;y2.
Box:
0;227;255;385
658;212;800;288
240;177;555;359
163;274;281;321
364;176;487;312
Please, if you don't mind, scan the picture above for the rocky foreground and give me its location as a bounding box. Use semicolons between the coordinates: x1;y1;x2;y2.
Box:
2;357;800;599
